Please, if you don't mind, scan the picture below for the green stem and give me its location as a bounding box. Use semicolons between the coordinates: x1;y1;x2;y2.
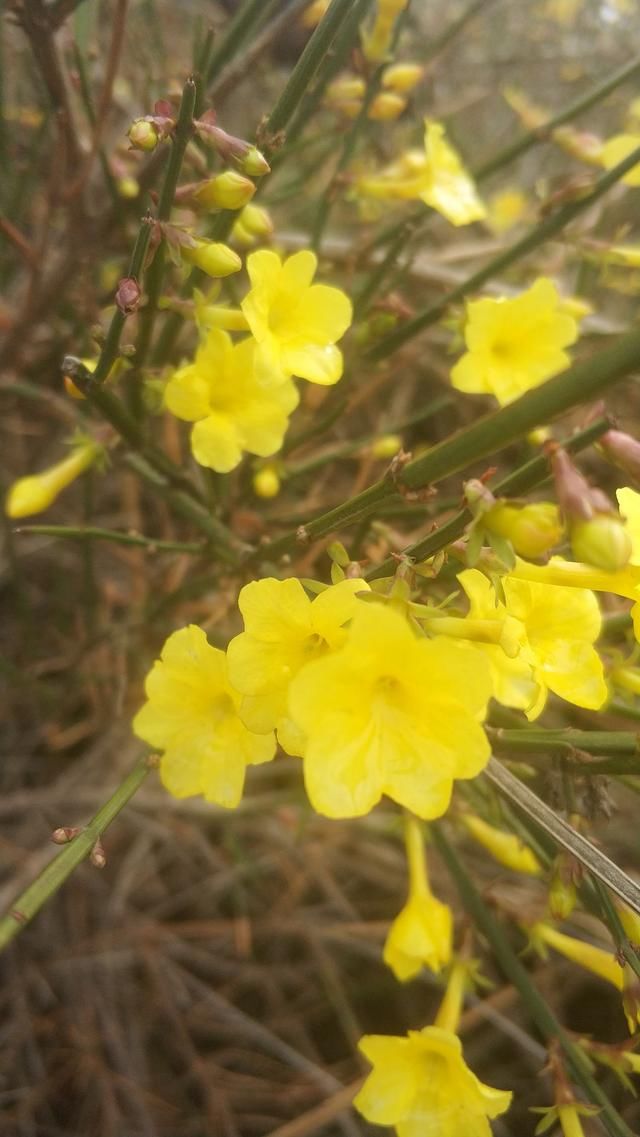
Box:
205;0;272;86
475;53;640;181
91;216;153;385
253;320;635;562
14;524;208;553
135;77;197;370
369;142;640;362
432;825;636;1137
0;755;154;951
266;0;358;138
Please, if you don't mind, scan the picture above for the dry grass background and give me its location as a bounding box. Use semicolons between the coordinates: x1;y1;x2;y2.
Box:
3;1;640;1133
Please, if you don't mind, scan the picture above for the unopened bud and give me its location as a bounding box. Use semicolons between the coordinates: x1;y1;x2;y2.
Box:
485;501;563;558
571;515;632;572
115;276;141;315
6;441;101;519
548;852;581;919
601;429;640;481
63;355;97;399
326;75;367;104
182;240;242;278
371;433;403;459
51;826;82;844
253;466;281;499
368;92;407;121
301;0;330;27
117;175;140;199
231;203;274;247
192;171;256;211
460;812;542;876
381;62;424;93
127;118;160;151
240;146;270;177
90;838;107;869
464;478;497;515
548;444;594;522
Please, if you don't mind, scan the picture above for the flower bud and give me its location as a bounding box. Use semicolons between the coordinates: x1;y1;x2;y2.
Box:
6;441;101;518
192;171;256;211
460;812;542;876
117;175;140;199
326;75;366;103
301;0;330;27
127;118;160;151
371;433;403;459
181;240;242;278
234;203;273;239
240;146;270;177
368;92;407;121
600;428;640;481
571;515;632;572
381;62;424;93
253;466;281;499
485;501;563;558
548;852;580;920
361;0;408;61
115;276;141;315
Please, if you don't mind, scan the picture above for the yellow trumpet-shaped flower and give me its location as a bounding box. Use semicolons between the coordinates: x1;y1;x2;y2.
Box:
530;921;622;988
288;604;492;819
6;441;101;518
133;626;276;808
240;249;352;387
354;1026;512;1137
226;577;368;754
358;119;486;227
164;330;299;473
383;814;452;980
451;277;578;406
458;566;607;720
460;812;542;876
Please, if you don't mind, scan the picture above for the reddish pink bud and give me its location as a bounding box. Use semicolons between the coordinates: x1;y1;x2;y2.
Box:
115;276;141;315
601;428;640;482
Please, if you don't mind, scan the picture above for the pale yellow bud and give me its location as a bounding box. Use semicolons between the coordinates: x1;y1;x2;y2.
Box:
371;433;403;459
240;146;270;177
460;813;542;876
127;118;160;151
193;171;255;211
368;92;407;121
237;203;273;238
571;515;632;572
6;442;101;518
182;241;242;278
253;466;281;499
381;62;424;93
117;175;140;199
326;76;367;102
485;501;564;558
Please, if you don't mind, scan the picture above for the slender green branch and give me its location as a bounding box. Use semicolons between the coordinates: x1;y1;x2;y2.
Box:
91;216;153;385
484;757;640;916
0;755;154;951
254;315;637;562
265;0;358;138
367;417;610;578
432;824;636;1137
205;0;274;86
490;727;640;758
369;142;640;361
14;524;208;554
135;77;197;369
475;53;640;181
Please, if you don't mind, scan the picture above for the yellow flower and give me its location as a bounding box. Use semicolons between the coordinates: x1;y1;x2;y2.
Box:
360;0;408;62
354;1026;512;1137
240;249;352;387
226;577;367;754
358;120;487;227
486;187;529;234
383;814;452;980
458;566;607;720
600;133;640;186
381;62;424;93
133;626;275;808
459;812;542;875
288;604;492;819
164;330;299;473
530;921;622;988
450;278;578;405
507;555;640;644
5;440;101;518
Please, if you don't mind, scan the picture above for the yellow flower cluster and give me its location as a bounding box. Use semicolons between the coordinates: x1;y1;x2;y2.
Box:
164;249;352;472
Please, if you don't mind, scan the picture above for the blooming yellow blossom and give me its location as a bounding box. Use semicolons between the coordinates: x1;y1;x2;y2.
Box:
508;555;640;644
288;604;491;819
133;626;275;808
240;249;352;387
226;577;368;754
600;133;640;186
5;440;101;518
354;1026;512;1136
450;278;578;405
358;120;486;227
458;566;607;720
460;812;542;875
383;814;452;980
164;330;299;473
